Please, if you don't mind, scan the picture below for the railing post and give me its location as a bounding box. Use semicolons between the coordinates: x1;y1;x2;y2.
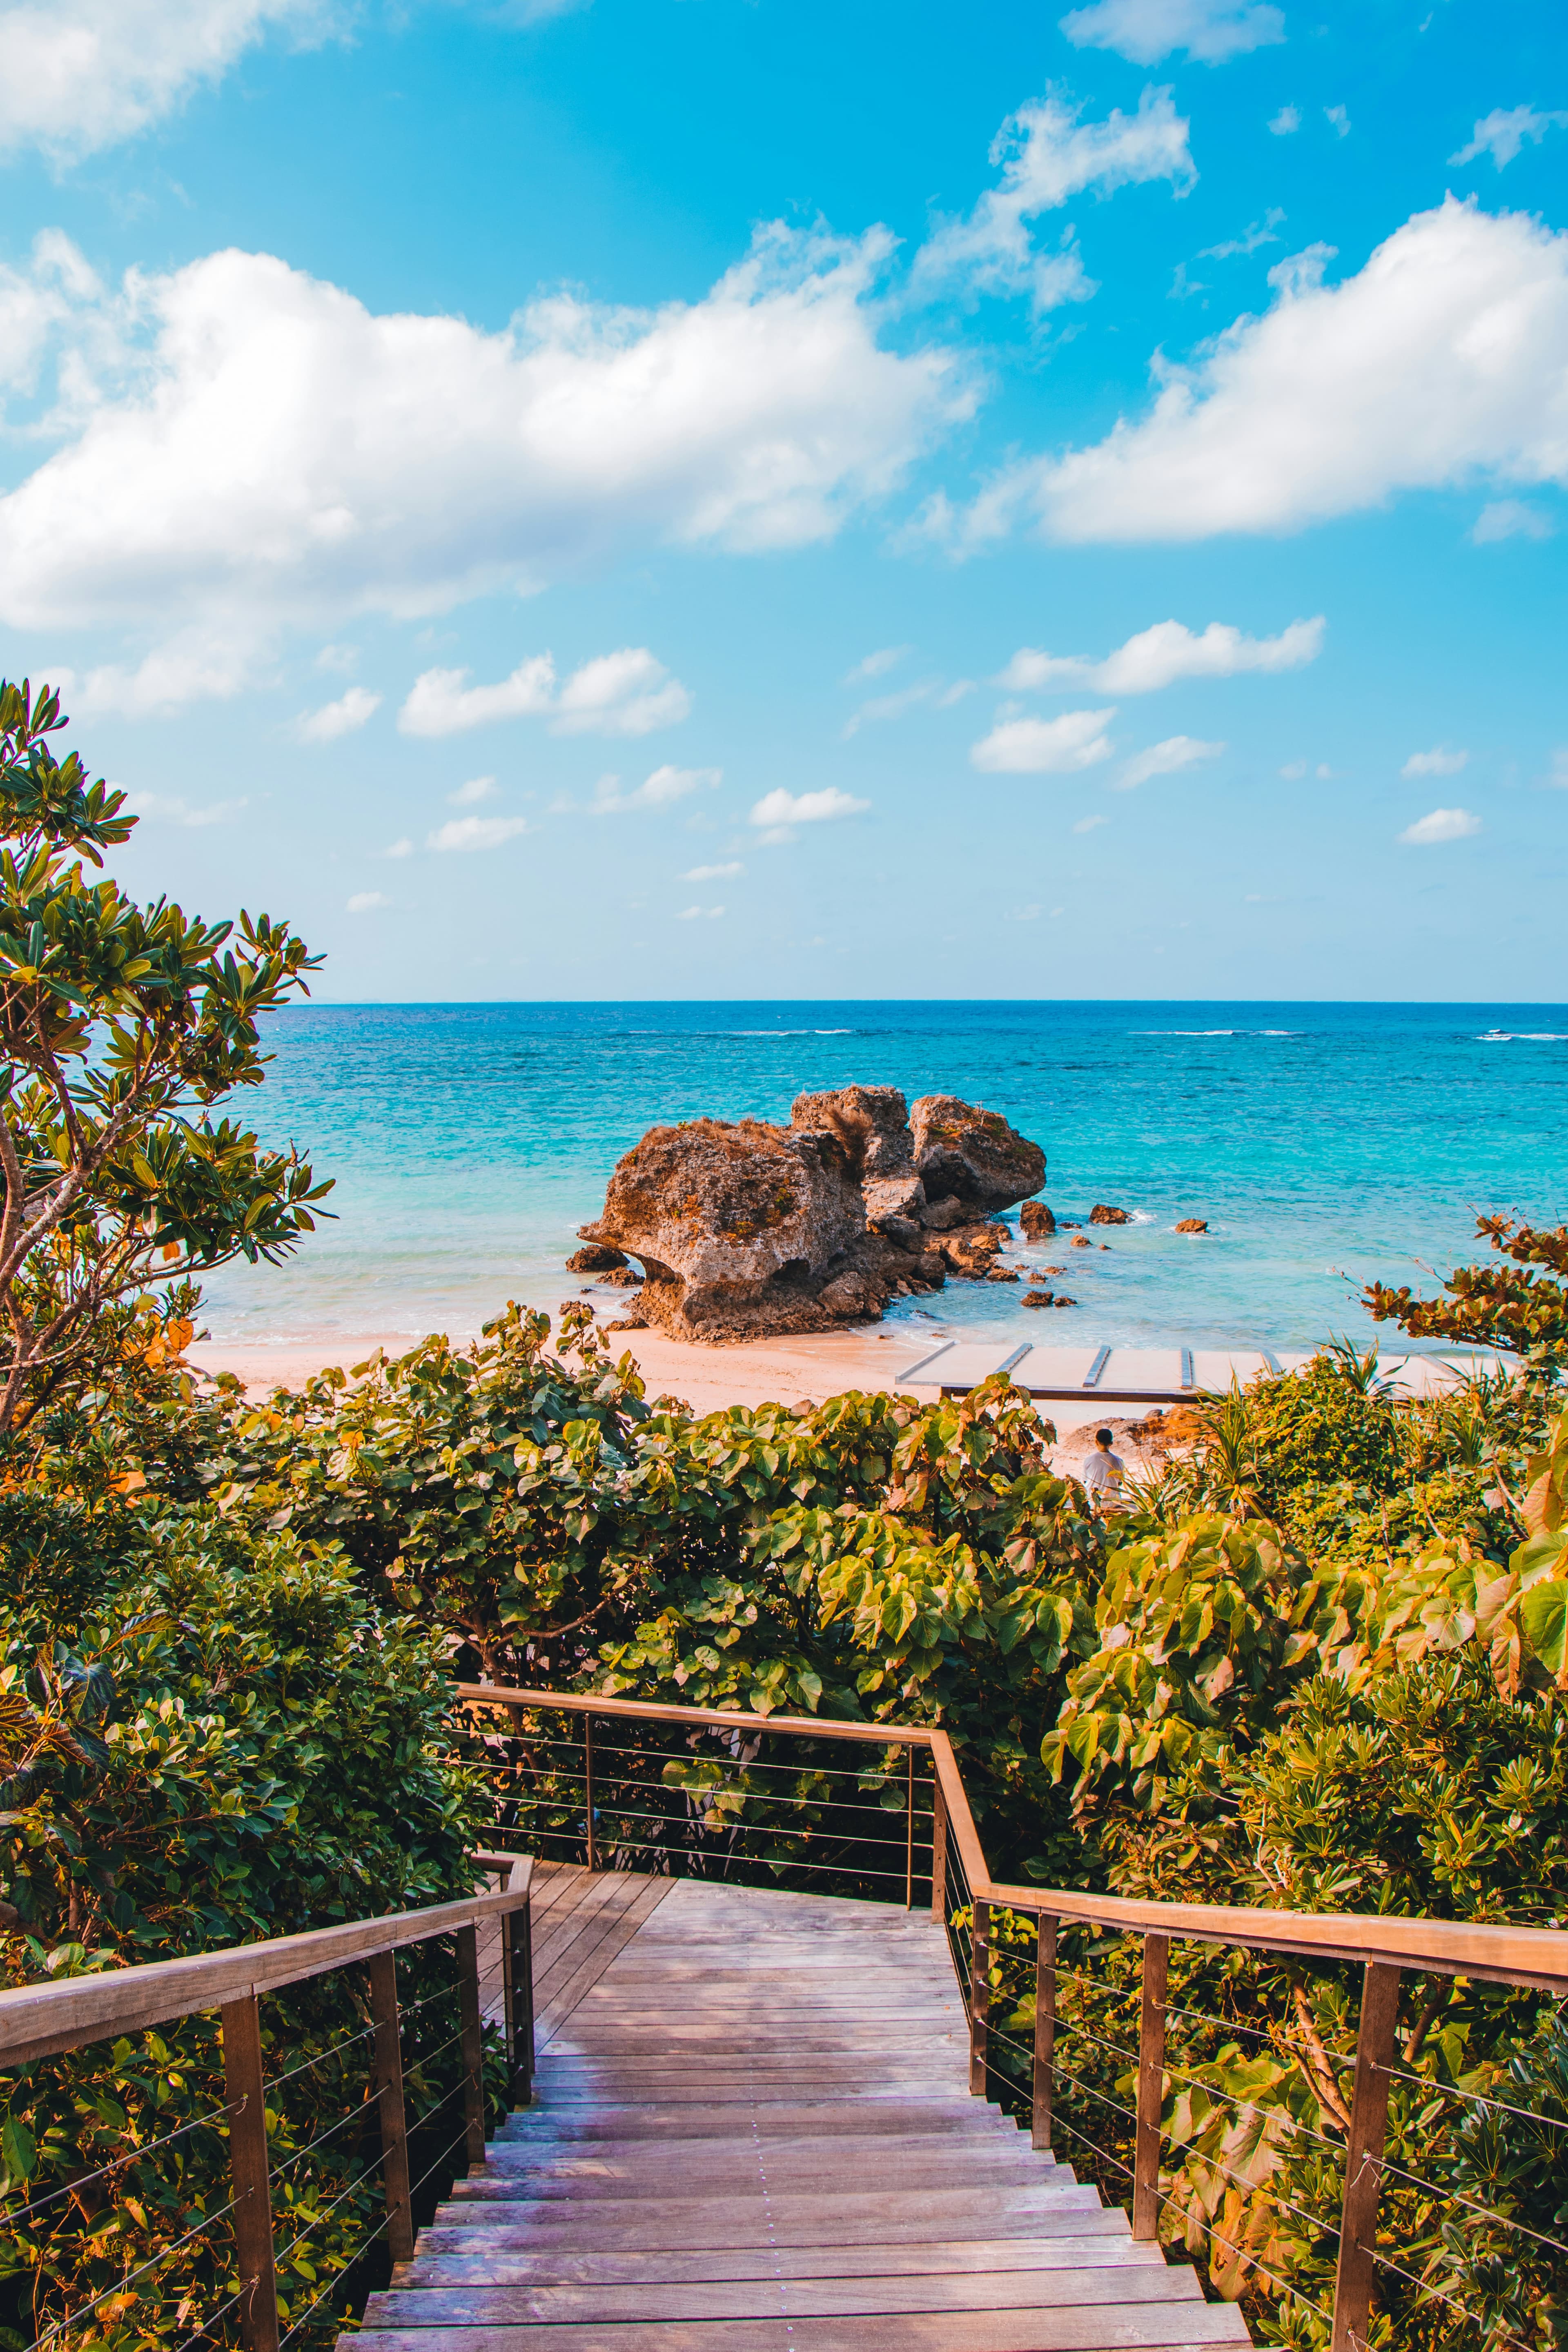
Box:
1031;1913;1057;2153
505;1891;535;2107
1132;1933;1168;2241
457;1924;486;2169
220;1995;280;2352
969;1899;990;2097
367;1951;414;2265
1331;1963;1401;2352
584;1715;598;1871
930;1778;947;1922
904;1744;915;1910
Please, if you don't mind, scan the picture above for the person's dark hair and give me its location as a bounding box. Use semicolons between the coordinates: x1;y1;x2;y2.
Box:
1096;1427;1113;1446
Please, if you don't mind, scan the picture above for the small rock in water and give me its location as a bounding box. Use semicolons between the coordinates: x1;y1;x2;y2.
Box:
1089;1204;1131;1225
1023;1288;1055;1308
568;1242;629;1272
1053;1294;1078;1308
1019;1200;1056;1239
1071;1236;1092;1249
1175;1217;1209;1234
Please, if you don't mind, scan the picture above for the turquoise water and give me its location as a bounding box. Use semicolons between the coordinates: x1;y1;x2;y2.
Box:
198;1002;1568;1352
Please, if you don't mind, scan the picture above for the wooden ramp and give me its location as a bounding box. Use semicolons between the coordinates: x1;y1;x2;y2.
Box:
354;1869;1249;2352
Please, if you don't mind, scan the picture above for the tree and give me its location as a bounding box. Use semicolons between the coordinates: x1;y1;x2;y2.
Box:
1363;1214;1568;1378
0;679;331;1433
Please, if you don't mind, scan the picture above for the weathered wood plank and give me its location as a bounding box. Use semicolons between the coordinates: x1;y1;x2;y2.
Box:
352;2307;1250;2351
363;2266;1207;2325
395;2233;1147;2287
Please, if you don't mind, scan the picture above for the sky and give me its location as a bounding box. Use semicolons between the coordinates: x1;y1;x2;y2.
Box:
0;0;1564;1002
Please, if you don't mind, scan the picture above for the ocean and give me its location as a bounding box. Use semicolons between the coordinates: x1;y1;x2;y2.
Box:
198;1001;1568;1354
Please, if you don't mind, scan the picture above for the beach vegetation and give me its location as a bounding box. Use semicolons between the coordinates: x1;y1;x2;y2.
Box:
0;679;331;1437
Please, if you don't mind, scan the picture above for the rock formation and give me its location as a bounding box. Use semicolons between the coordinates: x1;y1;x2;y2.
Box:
1019;1200;1056;1240
1175;1217;1209;1234
566;1243;628;1273
579;1085;1048;1341
1089;1204;1131;1226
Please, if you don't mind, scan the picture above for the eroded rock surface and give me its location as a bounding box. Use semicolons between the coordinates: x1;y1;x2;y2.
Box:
581;1087;1047;1339
1019;1200;1057;1240
1089;1203;1131;1226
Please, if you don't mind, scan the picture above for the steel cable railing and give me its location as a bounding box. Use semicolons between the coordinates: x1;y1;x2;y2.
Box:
0;1855;534;2352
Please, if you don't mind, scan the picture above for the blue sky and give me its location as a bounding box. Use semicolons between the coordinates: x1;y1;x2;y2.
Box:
1;0;1564;1000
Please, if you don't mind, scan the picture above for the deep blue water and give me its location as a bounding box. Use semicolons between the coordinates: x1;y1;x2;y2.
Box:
198;1001;1568;1352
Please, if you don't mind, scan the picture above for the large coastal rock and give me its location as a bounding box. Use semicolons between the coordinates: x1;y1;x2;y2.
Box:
910;1096;1046;1212
577;1118;867;1341
579;1086;1047;1340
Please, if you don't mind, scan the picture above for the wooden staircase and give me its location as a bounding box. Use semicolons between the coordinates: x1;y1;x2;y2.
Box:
350;1866;1249;2351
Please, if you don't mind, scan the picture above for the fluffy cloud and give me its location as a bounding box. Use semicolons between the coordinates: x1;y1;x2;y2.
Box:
0;0;321;162
1268;105;1300;136
448;775;499;806
996;615;1322;694
595;765;721;815
1472;498;1555;542
683;861;744;881
346;890;390;913
399;648;689;739
911;89;1192;310
1059;0;1285;65
750;787;869;826
426;813;529;851
295;685;381;742
960;199;1568;544
1115;733;1225;788
1401;746;1469;778
1451;107;1568;171
49;627;258;718
970;709;1116;773
1400;807;1481;845
131;790;247;827
0;224;968;644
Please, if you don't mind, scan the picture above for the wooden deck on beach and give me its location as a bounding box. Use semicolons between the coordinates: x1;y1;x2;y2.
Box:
353;1861;1249;2352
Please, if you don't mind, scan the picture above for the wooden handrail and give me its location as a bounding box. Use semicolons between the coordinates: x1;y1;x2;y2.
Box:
466;1683;1566;2352
0;1863;534;2070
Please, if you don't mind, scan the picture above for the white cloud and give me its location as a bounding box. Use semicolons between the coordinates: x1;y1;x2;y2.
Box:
911;88;1192;310
399;646;690;739
841;677;973;737
971;709;1117;773
0;223;969;646
595;764;721;816
1400;807;1481;845
316;642;358;673
1278;759;1307;779
683;860;744;880
448;774;500;806
1060;0;1285;66
1401;745;1468;778
1324;105;1350;138
295;684;380;742
49;626;258;717
843;646;909;684
1115;733;1225;788
749;786;869;827
677;904;725;920
131;791;247;827
996;615;1322;695
1074;813;1109;832
346;890;390;913
969;198;1568;544
0;1;323;162
1451;107;1568;172
399;655;555;736
552;648;691;736
1201;209;1285;261
383;837;414;859
426;813;529;851
1472;497;1555;543
1268;105;1300;136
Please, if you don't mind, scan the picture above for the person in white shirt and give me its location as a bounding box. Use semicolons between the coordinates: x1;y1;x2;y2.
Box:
1081;1427;1126;1510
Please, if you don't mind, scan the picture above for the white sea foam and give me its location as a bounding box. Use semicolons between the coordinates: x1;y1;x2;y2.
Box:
1132;1028;1237;1036
1477;1030;1568;1041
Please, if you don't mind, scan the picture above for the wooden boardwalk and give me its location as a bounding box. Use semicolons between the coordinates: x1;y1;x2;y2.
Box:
354;1864;1250;2352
